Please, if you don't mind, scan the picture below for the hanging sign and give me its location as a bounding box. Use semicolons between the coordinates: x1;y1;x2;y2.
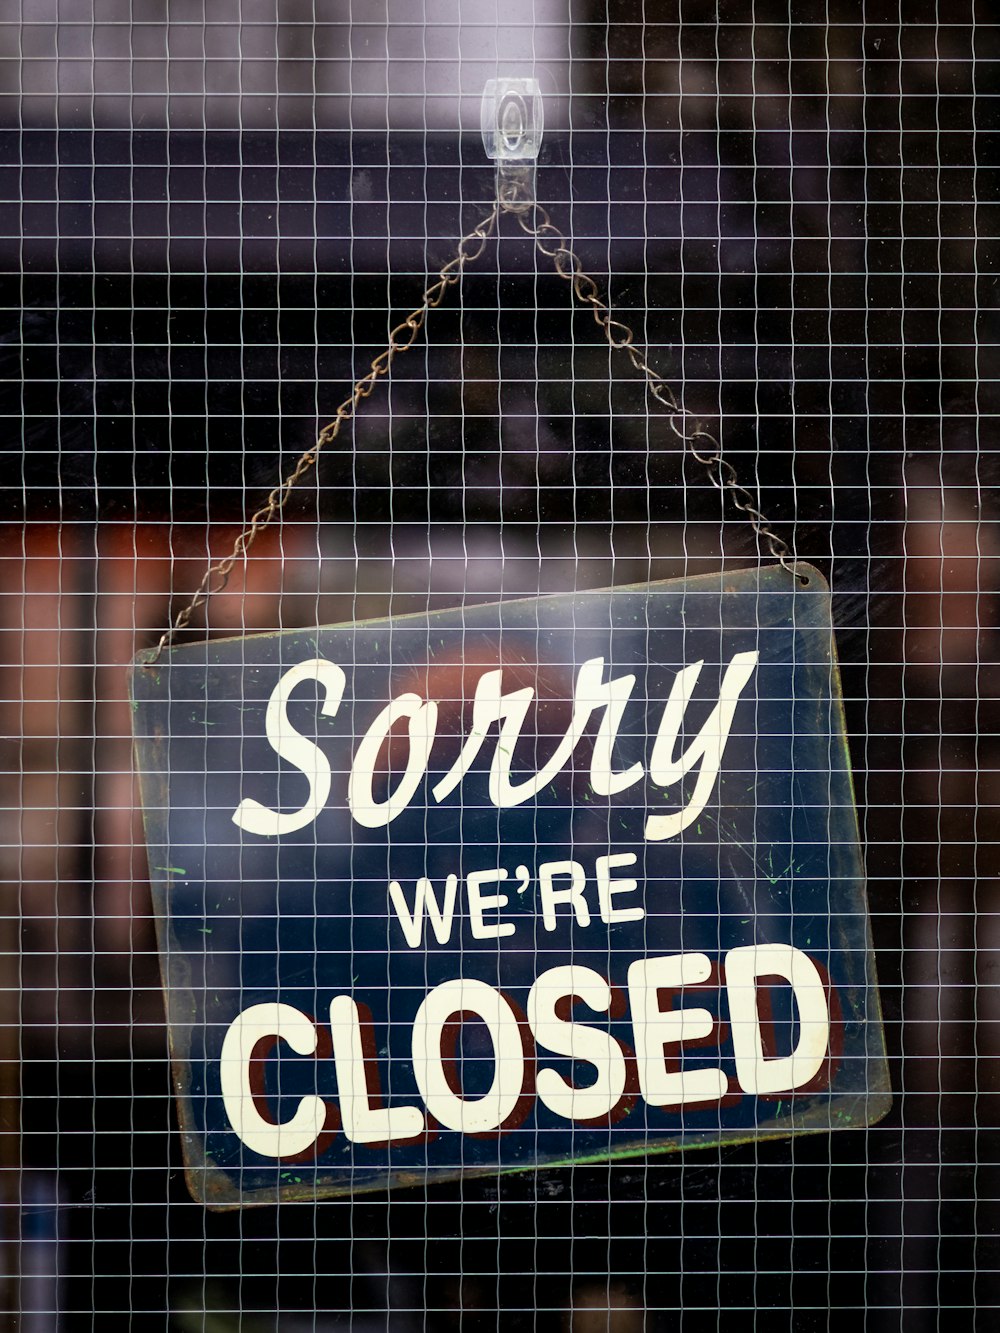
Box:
130;564;889;1206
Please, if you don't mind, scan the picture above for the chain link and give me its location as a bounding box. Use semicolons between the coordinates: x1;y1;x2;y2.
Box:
148;180;800;663
497;174;801;583
149;204;500;661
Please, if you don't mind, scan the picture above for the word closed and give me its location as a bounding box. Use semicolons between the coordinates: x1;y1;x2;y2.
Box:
131;565;889;1206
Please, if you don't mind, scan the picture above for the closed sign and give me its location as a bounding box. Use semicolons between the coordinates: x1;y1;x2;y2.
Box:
131;564;889;1206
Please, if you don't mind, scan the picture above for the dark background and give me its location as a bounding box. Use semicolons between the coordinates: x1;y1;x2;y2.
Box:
4;1;999;1327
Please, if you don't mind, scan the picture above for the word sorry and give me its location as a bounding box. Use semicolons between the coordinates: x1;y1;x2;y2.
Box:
232;650;759;842
221;944;834;1159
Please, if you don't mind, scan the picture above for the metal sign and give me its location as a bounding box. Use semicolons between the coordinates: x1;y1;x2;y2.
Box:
130;564;889;1207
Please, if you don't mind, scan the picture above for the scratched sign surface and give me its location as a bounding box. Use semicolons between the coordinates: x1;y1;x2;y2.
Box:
131;564;889;1207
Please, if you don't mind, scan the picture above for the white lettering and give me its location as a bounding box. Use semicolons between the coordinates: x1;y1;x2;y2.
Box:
430;669;533;804
726;943;830;1095
218;944;838;1148
644;650;759;841
595;852;644;924
584;660;644;797
466;868;516;941
329;996;424;1144
432;657;643;810
219;1002;329;1159
538;859;591;932
388;874;459;948
496;657;629;806
234;649;759;841
627;952;729;1107
528;965;629;1122
349;693;438;829
411;978;530;1135
232;658;345;837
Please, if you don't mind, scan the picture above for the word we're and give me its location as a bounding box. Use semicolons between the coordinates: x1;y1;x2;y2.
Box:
389;851;644;948
232;650;759;843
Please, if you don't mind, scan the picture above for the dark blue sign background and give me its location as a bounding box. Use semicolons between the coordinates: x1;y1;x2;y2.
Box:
131;564;889;1206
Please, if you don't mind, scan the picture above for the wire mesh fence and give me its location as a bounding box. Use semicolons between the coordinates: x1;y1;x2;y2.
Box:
4;2;999;1327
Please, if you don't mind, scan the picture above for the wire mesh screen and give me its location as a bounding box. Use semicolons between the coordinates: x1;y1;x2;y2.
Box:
4;2;997;1327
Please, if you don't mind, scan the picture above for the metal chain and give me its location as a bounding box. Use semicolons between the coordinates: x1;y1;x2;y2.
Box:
148;203;500;662
149;181;799;663
496;175;800;582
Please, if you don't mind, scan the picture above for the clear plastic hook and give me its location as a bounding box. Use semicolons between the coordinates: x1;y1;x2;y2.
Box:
481;78;543;210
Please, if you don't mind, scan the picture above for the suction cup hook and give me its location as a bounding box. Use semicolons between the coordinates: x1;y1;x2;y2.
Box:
481;77;543;212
